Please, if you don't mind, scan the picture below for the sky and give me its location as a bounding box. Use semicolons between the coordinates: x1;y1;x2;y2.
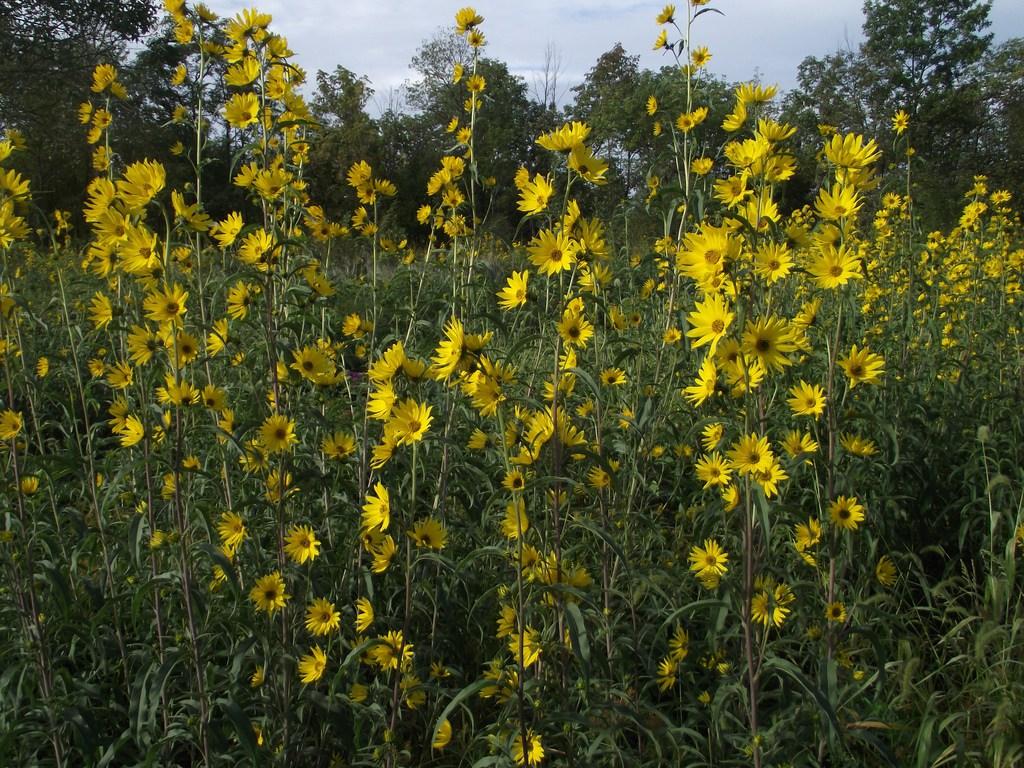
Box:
214;0;1024;112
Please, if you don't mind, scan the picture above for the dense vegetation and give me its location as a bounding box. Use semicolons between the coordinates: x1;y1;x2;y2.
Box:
0;1;1021;767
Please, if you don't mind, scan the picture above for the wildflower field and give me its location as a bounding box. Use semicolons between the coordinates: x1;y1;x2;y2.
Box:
1;2;1022;766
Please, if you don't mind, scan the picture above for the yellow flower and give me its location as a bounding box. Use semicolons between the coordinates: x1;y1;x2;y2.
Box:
143;284;188;325
568;143;608;184
516;173;553;215
298;645;327;684
655;4;675;24
408;518;448;550
217;511;246;552
806;243;862;289
105;361;134;390
117;159;166;209
751;581;794;629
694;452;731;489
691;46;712;68
815;184;862;220
682;355;717;407
290;345;333;383
284;524;321;564
512;728;544;766
753;242;793;285
388;398;432;446
825;601;847;623
89;292;114;329
173;330;199;368
722;99;747;132
701;423;723;451
91;63;118;93
355;596;374;634
322;431;356;461
200;385;227;412
250;571;288;614
741;316;796;373
840;432;878;457
536;121;590;152
348;682;368;702
691;157;713;175
735;82;778;104
688;538;728;580
212;212;244;248
155;374;200;406
501;499;529;540
685;292;733;354
0;409;23;440
223;92;260;129
753;458;788;498
305;598;341;636
432;719;453;750
668;625;689;662
497;270;529;311
557;306;593;348
793;518;822;559
892;110;910;136
454;6;484;33
125;325;159;366
528;228;577;277
258;414;296;454
675;107;708;133
788;381;826;418
838;345;885;388
829;495;866;531
782;430;819;457
225;58;260;87
823;133;881;169
657;656;678;691
715;157;759;202
600;367;627;387
368;630;411;670
362;482;390;532
117;415;146;447
875;555;897;587
728;433;773;476
430;317;465;380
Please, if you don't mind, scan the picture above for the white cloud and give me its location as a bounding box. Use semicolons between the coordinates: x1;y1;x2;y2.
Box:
212;0;1023;109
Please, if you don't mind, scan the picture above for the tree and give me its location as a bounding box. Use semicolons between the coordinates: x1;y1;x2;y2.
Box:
977;38;1024;202
0;0;158;213
861;0;993;217
404;29;473;122
861;0;992;118
571;43;650;202
531;43;567;111
781;0;998;221
781;50;872;205
381;30;548;239
307;66;380;218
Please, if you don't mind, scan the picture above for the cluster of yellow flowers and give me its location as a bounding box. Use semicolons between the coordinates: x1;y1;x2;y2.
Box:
0;2;1020;766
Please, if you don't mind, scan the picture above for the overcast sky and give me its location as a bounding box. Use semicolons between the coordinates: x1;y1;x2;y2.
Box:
213;0;1024;112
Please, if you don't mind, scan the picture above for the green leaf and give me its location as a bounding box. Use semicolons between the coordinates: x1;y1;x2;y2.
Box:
219;697;259;760
565;601;591;684
431;679;491;747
